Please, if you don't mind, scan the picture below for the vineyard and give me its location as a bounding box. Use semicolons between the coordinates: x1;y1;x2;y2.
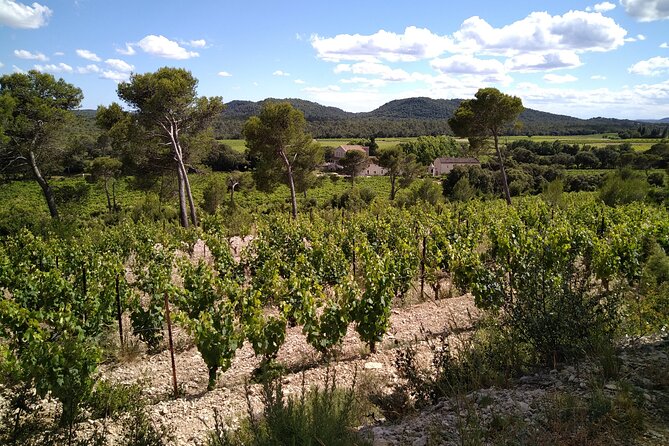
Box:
1;194;669;444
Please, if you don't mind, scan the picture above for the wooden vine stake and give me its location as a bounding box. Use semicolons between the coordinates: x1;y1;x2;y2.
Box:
164;292;178;398
420;235;426;300
115;274;124;348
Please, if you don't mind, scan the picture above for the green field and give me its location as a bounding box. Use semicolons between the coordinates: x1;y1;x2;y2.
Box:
501;134;658;151
221;134;662;153
317;137;418;150
218;139;248;152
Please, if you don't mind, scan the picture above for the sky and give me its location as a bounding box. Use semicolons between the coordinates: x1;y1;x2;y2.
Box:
1;0;669;120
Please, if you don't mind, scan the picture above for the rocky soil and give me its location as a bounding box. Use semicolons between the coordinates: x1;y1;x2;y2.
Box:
90;290;667;446
94;294;478;445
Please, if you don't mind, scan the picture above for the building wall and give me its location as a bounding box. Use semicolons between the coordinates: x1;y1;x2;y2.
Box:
363;163;388;176
431;160;480;176
334;147;347;159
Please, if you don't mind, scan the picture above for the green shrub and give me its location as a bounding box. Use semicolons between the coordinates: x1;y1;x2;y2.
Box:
456;209;623;366
207;371;370;446
599;170;648;206
87;380;144;420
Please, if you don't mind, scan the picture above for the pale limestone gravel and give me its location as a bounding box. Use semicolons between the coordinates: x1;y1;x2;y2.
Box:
97;294;479;445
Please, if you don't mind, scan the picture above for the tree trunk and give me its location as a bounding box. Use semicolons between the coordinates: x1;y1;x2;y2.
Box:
103;177;112;212
167;122;198;227
390;174;397;200
28;150;59;219
207;366;218;391
112;180;117;211
175;161;189;228
494;134;512;205
179;161;198;227
279;150;298;219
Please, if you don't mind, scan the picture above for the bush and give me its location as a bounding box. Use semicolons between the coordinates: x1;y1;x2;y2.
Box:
207;371;370;446
394;323;525;406
647;171;665;187
599;170;648;206
119;406;173;446
201;176;227;214
456;210;623;366
87;380;144;420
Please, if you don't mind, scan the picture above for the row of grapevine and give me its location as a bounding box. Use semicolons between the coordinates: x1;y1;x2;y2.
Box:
2;194;668;425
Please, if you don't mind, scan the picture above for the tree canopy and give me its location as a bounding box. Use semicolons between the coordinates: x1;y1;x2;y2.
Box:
448;88;523;205
115;67;224;227
0;70;83;218
243;102;322;218
339;149;370;185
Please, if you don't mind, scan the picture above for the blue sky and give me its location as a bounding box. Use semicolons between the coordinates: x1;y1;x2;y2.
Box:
1;0;668;119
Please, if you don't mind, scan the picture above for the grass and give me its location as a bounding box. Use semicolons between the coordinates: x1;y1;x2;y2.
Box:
500;134;659;151
218;139;248;153
207;371;371;446
317;137;419;150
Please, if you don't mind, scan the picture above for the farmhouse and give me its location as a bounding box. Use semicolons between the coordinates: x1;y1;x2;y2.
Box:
363;162;388;176
334;144;369;159
429;157;480;176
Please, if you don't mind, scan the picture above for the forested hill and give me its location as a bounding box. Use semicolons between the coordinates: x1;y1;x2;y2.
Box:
79;97;658;139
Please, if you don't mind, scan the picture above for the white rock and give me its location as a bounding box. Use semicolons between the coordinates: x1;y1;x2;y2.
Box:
365;362;383;370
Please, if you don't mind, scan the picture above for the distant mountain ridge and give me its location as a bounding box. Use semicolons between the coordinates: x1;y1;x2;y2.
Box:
639;117;669;124
217;97;658;138
79;97;667;139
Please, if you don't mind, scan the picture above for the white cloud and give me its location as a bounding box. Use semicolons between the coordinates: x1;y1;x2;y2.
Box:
33;62;73;73
14;49;47;61
76;49;101;62
136;35;199;59
543;73;578;83
53;51;64;56
311;10;627;68
620;0;669;22
76;64;101;74
294;79;306;84
311;26;454;62
303;85;342;93
334;62;413;81
0;0;52;29
273;70;290;76
0;61;3;68
505;51;582;71
591;74;607;80
453;11;627;56
339;77;389;88
301;88;390;112
189;39;207;48
105;58;133;72
586;2;616;12
660;42;669;48
625;34;647;42
116;43;136;56
101;70;130;82
431;55;506;76
506;80;669;119
12;65;25;73
628;56;669;75
217;71;232;77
